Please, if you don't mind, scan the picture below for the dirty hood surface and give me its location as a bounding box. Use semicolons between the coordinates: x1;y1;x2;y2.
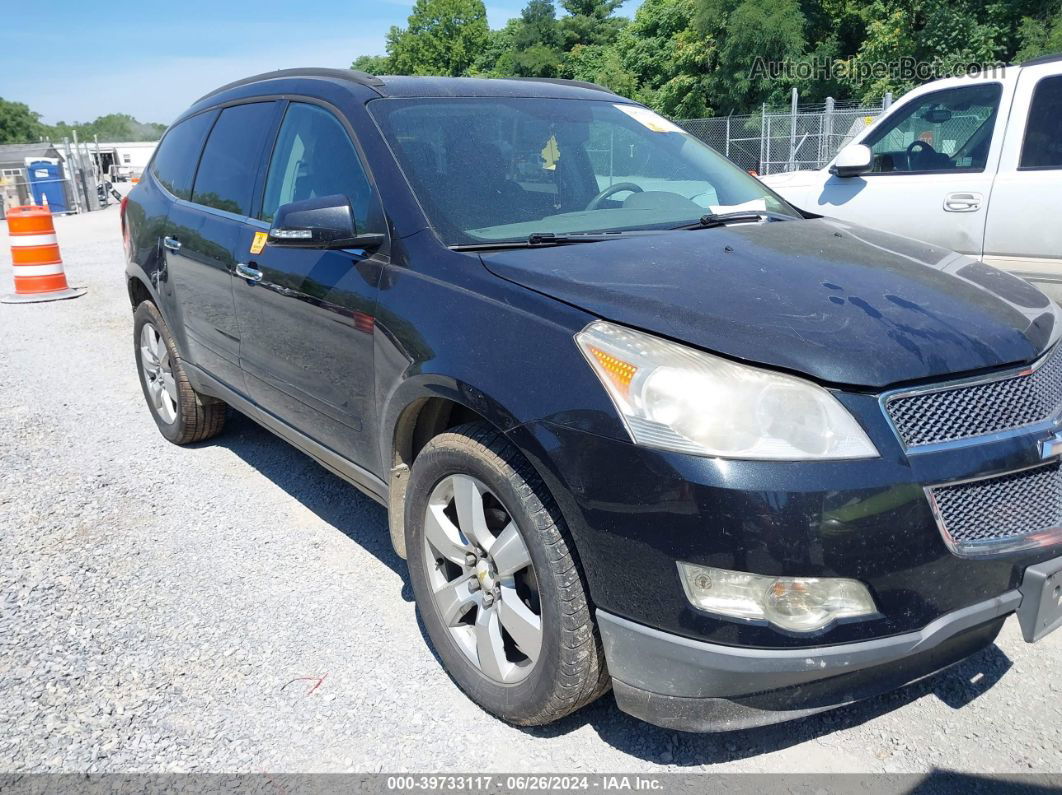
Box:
481;218;1059;388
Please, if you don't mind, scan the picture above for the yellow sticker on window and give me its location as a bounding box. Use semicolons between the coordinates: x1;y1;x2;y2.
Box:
613;104;685;134
250;231;268;255
541;135;561;171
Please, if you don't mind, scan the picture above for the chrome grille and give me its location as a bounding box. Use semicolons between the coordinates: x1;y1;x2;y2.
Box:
886;345;1062;448
928;462;1062;556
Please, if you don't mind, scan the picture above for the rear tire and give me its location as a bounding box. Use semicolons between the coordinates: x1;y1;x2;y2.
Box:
133;300;226;444
406;422;610;726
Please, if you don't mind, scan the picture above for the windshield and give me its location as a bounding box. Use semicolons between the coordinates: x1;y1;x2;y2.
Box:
369;97;799;245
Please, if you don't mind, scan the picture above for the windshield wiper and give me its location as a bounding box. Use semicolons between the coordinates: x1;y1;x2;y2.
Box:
674;210;794;230
450;231;641;252
526;232;630;246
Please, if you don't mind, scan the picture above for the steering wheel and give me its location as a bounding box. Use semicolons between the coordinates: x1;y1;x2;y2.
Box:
905;140;936;168
585;182;643;211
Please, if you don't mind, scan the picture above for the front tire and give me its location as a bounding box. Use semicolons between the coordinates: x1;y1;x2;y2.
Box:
133;300;226;444
406;422;609;725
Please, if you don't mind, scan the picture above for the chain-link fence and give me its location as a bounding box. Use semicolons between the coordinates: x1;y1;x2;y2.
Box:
678;95;892;176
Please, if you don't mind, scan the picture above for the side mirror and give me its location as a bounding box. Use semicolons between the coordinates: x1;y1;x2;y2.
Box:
268;194;383;250
829;144;873;178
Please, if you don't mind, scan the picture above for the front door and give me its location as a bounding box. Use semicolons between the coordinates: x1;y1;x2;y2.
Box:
982;65;1062;302
232;101;386;469
807;82;1008;257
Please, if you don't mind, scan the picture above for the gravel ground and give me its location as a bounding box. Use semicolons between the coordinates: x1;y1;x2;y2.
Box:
1;208;1060;776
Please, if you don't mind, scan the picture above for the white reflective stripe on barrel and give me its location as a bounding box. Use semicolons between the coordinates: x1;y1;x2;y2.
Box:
9;233;58;247
11;263;65;276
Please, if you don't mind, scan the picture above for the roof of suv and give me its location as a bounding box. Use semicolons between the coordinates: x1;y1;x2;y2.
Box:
195;68;622;105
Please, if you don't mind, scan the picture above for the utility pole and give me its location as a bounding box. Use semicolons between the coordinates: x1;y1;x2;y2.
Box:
788;87;798;172
62;137;81;214
824;96;835;167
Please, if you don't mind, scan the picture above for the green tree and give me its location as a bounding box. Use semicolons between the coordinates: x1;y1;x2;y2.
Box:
1016;3;1062;61
0;98;45;144
559;0;628;50
511;0;565;76
47;113;167;142
839;0;1023;103
387;0;490;76
566;44;639;95
612;0;714;117
696;0;807;113
471;20;522;74
352;54;393;74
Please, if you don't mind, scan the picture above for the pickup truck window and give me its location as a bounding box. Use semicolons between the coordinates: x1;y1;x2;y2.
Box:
1020;76;1062;170
863;84;1002;174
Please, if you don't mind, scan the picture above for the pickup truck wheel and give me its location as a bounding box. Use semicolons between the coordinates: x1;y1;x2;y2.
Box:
406;423;609;726
133;301;226;444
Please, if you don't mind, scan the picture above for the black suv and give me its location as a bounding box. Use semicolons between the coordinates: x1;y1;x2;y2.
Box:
123;68;1062;732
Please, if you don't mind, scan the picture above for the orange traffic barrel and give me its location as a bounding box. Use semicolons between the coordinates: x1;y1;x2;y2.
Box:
2;205;86;303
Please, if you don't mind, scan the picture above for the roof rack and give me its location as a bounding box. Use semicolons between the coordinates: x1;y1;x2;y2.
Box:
193;68;386;105
1020;52;1062;68
506;77;617;95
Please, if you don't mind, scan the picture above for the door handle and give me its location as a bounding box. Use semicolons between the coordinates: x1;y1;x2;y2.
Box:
943;192;982;212
162;236;181;251
235;262;263;283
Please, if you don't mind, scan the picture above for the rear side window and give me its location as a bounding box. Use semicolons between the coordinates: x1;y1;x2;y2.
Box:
1020;76;1062;170
192;102;277;216
260;102;381;232
151;111;215;200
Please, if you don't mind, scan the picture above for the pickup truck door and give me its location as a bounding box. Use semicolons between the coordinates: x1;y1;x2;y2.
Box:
795;81;1011;257
981;64;1062;302
232;100;386;470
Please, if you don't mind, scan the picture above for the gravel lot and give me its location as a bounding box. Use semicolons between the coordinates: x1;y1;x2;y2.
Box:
1;208;1060;776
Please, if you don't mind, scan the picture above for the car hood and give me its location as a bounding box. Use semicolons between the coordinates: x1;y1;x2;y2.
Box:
758;170;821;189
480;218;1059;388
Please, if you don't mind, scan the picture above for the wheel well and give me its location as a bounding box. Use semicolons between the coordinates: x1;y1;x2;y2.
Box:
127;277;152;310
393;397;490;472
386;397;495;560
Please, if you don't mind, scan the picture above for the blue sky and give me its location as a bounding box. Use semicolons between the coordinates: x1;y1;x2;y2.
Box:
2;0;645;125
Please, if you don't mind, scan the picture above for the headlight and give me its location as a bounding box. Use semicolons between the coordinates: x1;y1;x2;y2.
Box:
576;320;878;460
677;563;879;632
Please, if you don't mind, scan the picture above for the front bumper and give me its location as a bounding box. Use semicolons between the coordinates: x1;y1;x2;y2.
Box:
510;418;1055;649
598;592;1018;732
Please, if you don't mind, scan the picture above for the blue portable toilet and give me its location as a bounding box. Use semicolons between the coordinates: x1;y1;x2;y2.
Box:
26;160;68;213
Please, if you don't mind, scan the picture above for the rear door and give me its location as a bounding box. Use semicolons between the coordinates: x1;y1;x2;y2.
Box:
163;101;280;392
981;65;1062;302
231;100;387;467
806;82;1007;256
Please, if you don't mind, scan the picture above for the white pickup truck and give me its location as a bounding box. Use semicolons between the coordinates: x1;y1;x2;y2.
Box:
762;54;1062;301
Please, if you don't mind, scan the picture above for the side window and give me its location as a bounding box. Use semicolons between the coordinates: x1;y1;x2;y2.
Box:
1020;76;1062;170
192;102;277;216
260;102;381;233
151;111;216;200
863;84;1002;174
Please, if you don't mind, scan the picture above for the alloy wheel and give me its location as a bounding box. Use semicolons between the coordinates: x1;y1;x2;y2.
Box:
140;323;178;424
422;474;543;684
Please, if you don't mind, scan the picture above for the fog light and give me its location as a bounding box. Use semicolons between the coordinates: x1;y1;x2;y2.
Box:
677;563;878;633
